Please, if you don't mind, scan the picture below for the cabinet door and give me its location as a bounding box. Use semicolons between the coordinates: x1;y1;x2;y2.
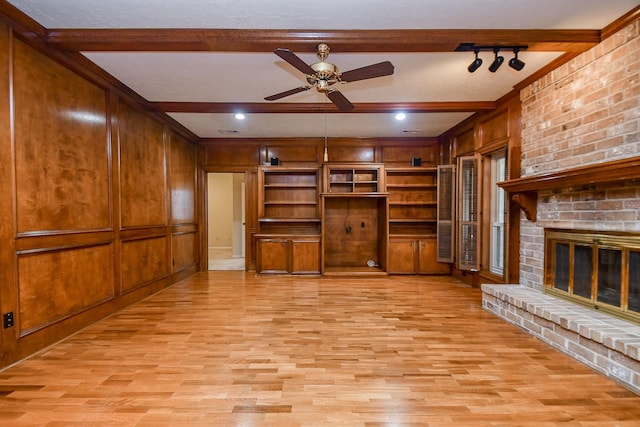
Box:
257;239;288;273
388;240;416;274
418;239;451;274
291;239;320;274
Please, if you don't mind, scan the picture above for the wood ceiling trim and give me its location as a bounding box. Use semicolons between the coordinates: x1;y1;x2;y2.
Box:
44;29;601;53
602;5;640;39
0;1;46;39
151;101;496;114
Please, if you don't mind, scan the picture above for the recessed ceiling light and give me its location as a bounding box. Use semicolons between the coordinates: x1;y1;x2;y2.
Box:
234;113;245;120
395;112;406;121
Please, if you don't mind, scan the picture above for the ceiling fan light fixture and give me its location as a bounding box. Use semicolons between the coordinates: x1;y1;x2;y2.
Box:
508;48;525;71
234;113;245;120
395;112;406;121
467;50;482;73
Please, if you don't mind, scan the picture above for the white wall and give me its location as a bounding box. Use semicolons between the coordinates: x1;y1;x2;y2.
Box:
207;173;233;248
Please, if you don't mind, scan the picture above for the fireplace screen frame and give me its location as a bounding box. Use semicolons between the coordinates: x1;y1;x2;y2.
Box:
544;228;640;325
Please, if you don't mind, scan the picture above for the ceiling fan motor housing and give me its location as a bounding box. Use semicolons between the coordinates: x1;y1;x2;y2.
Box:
307;61;340;91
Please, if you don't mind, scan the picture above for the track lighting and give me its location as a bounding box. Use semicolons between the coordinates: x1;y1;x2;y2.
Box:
509;48;525;71
488;49;504;72
467;50;482;73
455;43;527;73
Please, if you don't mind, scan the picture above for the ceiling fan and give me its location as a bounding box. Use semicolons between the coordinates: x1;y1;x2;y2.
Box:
264;43;394;111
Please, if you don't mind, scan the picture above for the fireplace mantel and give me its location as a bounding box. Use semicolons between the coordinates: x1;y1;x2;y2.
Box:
498;156;640;221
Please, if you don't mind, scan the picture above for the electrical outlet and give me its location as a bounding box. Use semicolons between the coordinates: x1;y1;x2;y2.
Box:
3;312;14;329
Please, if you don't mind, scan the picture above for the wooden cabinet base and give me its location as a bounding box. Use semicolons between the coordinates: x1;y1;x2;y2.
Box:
256;235;320;275
388;237;451;274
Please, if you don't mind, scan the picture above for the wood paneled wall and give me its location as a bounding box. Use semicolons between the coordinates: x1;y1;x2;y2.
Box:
439;95;522;286
0;25;199;368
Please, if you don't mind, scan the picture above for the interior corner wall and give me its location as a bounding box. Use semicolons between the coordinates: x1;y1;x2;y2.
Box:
518;16;640;290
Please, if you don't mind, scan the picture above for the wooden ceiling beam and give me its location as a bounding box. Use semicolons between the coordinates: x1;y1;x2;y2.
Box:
151;101;496;114
45;29;601;53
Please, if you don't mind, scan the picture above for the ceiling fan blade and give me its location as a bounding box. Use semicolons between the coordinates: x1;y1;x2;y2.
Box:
264;86;311;101
274;48;316;75
340;61;394;83
327;90;354;112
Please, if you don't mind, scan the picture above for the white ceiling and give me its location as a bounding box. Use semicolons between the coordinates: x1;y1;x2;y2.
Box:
6;0;640;139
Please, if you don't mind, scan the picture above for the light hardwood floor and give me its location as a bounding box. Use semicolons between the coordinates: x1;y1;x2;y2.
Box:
1;272;639;426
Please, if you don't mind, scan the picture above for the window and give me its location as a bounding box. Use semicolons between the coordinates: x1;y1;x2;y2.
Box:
457;155;479;271
545;229;640;325
489;151;506;275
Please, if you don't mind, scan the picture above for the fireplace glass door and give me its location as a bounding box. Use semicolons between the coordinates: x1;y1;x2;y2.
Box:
545;229;640;324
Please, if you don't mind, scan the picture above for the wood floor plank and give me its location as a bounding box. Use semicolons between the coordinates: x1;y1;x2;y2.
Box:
0;271;639;425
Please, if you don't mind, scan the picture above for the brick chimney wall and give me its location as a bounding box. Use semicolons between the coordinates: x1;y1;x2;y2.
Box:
519;17;640;290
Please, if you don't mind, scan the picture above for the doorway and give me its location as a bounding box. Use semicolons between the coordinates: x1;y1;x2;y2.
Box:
207;173;245;270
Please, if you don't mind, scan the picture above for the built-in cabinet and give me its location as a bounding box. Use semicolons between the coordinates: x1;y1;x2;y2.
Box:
324;164;384;193
256;163;450;275
321;164;388;275
255;166;321;274
256;236;320;274
386;167;450;274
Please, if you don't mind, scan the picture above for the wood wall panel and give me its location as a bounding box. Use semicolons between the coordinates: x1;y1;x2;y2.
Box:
203;144;259;167
17;244;114;334
454;127;476;157
13;39;110;233
170;132;196;224
480;109;510;145
323;198;380;268
0;23;11;350
381;144;438;166
118;101;167;228
327;146;375;163
172;232;197;271
265;144;319;164
121;237;168;292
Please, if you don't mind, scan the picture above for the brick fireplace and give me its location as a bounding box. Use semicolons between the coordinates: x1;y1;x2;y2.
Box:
483;16;640;393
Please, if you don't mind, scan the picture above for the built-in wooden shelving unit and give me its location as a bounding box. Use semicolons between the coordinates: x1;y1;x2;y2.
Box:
321;164;388;275
386;167;450;274
255;166;321;274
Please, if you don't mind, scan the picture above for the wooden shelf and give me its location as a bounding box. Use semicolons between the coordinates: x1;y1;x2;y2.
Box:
387;184;437;189
264;184;317;188
498;157;640;222
389;201;437;206
385;167;438;233
321;192;388;198
323;164;385;194
258;218;321;223
389;218;437;224
264;201;317;205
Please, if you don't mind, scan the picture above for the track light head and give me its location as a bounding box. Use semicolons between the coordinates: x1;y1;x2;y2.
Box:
508;48;525;71
467;50;482;73
488;49;504;72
